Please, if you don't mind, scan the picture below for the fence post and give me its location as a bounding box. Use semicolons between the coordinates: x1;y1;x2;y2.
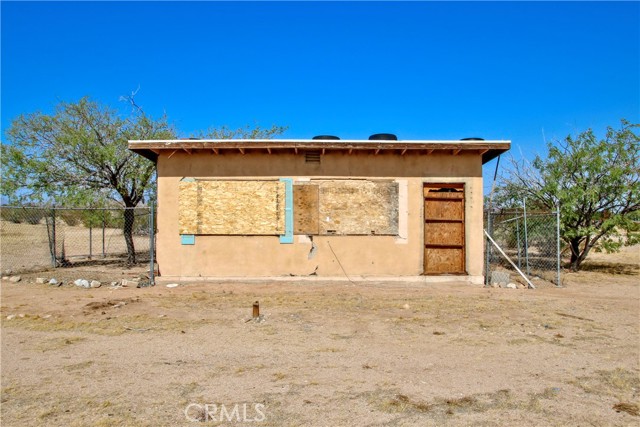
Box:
484;210;492;286
523;198;530;276
556;203;561;287
149;205;155;286
516;218;522;269
51;206;57;268
102;211;106;258
89;224;93;260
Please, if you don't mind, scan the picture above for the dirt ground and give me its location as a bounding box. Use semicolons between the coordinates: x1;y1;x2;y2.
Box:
1;246;638;426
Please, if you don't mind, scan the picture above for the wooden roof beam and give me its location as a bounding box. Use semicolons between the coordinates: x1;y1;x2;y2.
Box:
478;149;489;156
182;148;192;154
374;149;380;155
211;147;219;155
167;149;178;159
452;148;461;155
267;147;272;155
238;147;245;155
400;148;407;156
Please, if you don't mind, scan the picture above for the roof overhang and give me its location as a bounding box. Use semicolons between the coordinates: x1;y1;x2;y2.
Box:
128;139;510;165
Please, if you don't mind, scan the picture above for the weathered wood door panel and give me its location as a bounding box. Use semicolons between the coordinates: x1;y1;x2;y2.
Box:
424;222;464;246
425;248;464;273
423;184;465;274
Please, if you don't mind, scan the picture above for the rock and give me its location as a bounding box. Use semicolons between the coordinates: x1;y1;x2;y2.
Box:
48;278;61;286
136;279;151;288
517;283;527;289
9;276;21;283
90;280;102;288
2;276;9;280
490;283;500;288
403;303;410;310
166;283;179;288
74;279;90;288
40;314;52;319
120;279;138;287
35;278;48;284
505;283;518;289
18;314;25;318
6;314;16;320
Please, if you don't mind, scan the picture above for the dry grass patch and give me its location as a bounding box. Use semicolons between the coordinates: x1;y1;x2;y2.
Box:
63;361;94;372
372;387;563;418
376;393;432;413
613;402;639;417
571;368;640;398
5;313;209;336
33;335;87;352
580;261;639;276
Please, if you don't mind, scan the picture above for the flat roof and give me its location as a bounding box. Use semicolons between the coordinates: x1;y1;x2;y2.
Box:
128;139;510;164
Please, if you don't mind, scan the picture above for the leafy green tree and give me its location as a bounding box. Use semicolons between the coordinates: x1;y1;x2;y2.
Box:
2;96;288;265
497;120;639;271
198;124;288;139
1;97;175;263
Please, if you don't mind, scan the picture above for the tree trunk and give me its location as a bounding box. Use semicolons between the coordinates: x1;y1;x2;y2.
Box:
569;238;581;271
123;208;136;265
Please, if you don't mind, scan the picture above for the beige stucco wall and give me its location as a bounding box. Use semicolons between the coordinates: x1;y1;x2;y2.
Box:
155;151;484;279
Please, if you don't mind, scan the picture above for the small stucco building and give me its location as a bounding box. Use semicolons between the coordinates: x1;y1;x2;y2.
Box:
128;137;509;284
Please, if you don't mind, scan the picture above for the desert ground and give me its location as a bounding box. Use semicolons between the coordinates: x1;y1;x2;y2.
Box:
0;246;638;426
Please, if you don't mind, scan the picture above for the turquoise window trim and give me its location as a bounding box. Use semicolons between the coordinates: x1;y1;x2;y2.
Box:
181;234;195;245
279;178;293;244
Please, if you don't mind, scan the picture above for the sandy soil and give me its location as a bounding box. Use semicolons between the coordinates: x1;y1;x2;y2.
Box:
0;247;638;426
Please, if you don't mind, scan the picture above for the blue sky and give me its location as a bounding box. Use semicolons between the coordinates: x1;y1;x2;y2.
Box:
2;1;639;191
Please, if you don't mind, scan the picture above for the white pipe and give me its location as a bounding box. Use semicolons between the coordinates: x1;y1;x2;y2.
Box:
484;230;536;289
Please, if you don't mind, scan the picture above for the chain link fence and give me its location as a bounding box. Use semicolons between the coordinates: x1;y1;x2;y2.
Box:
485;203;561;287
0;206;155;281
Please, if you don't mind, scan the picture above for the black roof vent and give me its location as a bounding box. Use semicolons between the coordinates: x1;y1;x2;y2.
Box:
312;135;340;140
460;137;485;141
369;133;398;141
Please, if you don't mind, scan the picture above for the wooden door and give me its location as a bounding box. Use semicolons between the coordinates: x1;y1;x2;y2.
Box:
423;184;465;274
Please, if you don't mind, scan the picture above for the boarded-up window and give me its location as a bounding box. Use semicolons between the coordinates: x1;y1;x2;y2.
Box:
179;180;285;235
293;184;319;234
293;180;399;236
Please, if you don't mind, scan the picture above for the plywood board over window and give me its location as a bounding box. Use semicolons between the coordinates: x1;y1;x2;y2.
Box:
316;180;399;235
293;183;319;234
179;180;285;235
